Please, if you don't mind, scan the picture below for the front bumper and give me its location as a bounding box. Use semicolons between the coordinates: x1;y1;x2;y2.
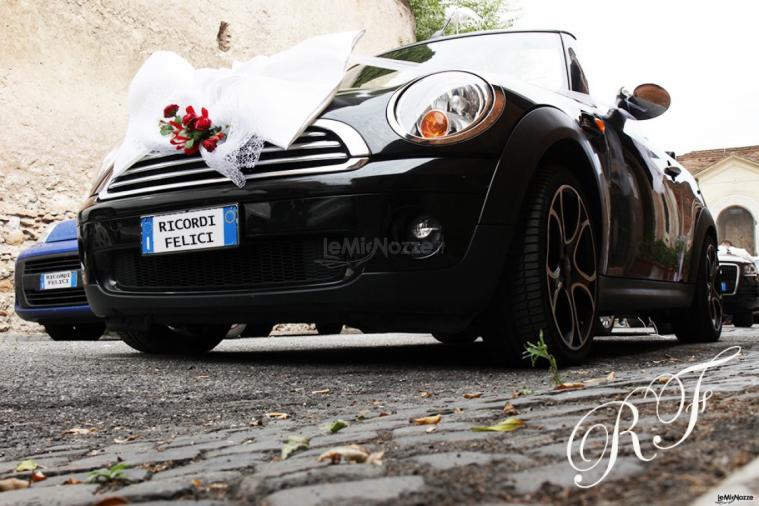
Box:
80;156;510;332
722;275;759;315
15;241;100;324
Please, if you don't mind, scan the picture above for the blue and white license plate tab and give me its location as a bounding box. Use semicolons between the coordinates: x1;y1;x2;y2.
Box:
40;271;77;290
141;205;239;255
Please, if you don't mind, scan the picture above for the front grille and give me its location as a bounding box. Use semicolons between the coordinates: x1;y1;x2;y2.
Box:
24;289;88;307
719;264;739;295
109;237;345;292
101;119;368;200
24;255;81;274
22;254;88;307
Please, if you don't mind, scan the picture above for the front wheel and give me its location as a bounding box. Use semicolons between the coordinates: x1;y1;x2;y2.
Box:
45;323;105;341
119;324;229;354
483;166;598;365
672;238;722;342
432;330;478;344
315;323;343;335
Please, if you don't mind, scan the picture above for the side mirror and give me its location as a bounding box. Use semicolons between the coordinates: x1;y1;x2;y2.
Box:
616;83;671;120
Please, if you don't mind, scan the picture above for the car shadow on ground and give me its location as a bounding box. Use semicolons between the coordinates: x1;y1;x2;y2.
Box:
115;333;685;371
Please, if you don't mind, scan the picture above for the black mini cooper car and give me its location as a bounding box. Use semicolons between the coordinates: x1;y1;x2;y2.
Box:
80;30;723;363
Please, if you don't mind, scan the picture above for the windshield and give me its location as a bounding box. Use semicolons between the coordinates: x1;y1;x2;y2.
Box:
341;32;567;91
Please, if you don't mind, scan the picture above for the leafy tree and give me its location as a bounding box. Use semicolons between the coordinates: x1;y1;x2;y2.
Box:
409;0;517;41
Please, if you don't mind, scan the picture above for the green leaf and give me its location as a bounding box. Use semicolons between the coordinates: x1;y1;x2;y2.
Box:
323;420;349;434
15;460;37;472
471;417;524;433
185;139;194;148
281;435;310;460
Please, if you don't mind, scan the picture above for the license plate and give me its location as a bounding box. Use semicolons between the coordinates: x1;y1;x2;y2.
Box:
141;205;239;255
40;271;77;290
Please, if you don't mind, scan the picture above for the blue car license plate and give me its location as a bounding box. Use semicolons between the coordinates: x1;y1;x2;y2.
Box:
141;204;239;255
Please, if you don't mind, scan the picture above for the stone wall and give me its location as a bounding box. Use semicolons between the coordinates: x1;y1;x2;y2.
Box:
0;0;415;333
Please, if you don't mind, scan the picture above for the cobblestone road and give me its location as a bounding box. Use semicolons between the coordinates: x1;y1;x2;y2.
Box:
0;328;757;505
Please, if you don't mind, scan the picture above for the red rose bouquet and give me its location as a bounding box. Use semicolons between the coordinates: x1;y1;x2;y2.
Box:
159;104;226;155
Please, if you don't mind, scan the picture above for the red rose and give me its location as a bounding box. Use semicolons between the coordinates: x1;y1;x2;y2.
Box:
163;104;179;118
182;106;197;127
195;116;212;131
201;138;218;152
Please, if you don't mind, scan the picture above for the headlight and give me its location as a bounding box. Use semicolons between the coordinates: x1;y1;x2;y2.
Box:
89;148;117;196
386;71;504;145
742;263;757;277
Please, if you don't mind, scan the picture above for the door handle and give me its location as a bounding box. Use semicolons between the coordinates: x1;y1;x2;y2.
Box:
664;165;681;179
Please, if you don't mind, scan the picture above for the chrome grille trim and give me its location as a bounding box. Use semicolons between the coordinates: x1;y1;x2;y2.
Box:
99;119;369;201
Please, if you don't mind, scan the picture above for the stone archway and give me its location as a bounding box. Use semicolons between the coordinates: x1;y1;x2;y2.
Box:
717;205;756;254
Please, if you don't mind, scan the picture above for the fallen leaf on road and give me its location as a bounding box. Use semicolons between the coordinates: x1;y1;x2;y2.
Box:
192;479;202;490
463;393;482;399
266;412;290;420
311;389;331;395
583;371;617;387
322;420;349;434
426;426;438;433
15;460;37;472
30;471;46;482
453;407;464;414
281;436;310;460
502;402;519;416
317;444;382;465
249;418;264;427
555;382;585;391
378;411;390;417
208;482;229;491
419;391;433;398
0;478;29;491
63;427;96;435
512;387;533;398
113;435;140;444
607;371;616;381
471;417;525;432
366;451;384;465
63;478;82;485
412;414;441;425
93;497;128;506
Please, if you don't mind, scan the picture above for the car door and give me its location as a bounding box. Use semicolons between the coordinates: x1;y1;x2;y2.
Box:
603;119;693;282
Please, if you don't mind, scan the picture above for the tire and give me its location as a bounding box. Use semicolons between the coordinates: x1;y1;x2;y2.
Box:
315;323;343;335
45;323;105;341
732;311;753;328
672;238;722;342
483;165;599;365
241;323;274;337
119;324;229;354
593;316;615;336
432;330;478;344
651;319;675;335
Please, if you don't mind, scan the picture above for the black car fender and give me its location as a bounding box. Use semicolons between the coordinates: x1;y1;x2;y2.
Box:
478;105;610;270
688;206;718;284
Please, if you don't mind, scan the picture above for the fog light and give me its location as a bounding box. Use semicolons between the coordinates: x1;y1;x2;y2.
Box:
407;216;443;259
411;217;440;239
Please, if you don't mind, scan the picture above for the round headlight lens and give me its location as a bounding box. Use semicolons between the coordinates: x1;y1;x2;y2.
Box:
387;71;501;144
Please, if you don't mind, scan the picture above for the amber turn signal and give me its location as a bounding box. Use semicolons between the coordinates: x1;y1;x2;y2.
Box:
419;110;450;138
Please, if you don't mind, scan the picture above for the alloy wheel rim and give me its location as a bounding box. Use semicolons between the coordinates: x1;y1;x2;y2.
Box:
705;244;723;331
545;185;597;351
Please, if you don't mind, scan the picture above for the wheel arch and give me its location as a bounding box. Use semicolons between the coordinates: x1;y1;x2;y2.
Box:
479;106;610;272
689;206;718;284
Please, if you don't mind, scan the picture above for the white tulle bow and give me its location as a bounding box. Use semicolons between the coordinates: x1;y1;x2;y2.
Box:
112;31;364;187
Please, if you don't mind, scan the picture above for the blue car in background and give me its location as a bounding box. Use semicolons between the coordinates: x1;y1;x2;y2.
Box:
14;219;105;340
